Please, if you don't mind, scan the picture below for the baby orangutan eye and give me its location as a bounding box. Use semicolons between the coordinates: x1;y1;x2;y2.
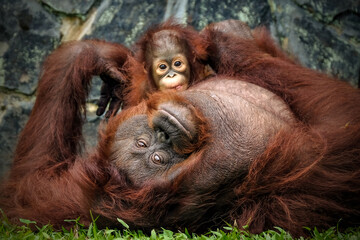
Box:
174;61;182;67
159;64;167;70
136;139;148;148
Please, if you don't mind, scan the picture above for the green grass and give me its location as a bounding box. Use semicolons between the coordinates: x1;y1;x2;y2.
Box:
1;214;359;240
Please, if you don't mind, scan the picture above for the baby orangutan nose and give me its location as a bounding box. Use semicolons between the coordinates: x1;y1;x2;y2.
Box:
166;71;177;78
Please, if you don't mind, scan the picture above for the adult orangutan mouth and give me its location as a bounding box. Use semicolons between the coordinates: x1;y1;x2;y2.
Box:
157;103;194;140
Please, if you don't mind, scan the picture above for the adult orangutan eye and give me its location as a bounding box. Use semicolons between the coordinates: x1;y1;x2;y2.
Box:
159;64;167;70
136;139;148;148
151;152;164;165
174;61;182;67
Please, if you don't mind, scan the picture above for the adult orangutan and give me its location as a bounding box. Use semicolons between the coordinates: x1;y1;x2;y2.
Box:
0;20;359;238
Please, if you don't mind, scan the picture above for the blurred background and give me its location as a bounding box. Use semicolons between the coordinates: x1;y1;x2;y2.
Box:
0;0;359;178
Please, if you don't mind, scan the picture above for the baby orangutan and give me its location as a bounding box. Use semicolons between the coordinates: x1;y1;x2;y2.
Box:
148;30;191;91
96;21;212;116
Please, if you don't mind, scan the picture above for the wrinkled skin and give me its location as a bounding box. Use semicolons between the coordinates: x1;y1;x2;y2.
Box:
93;77;293;231
110;79;292;187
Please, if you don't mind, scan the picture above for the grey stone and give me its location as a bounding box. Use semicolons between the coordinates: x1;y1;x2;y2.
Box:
269;0;360;87
188;0;271;30
84;77;104;149
83;116;103;149
89;76;102;101
331;12;360;44
293;0;360;23
0;0;61;95
42;0;96;15
85;0;167;46
2;32;59;94
163;0;188;23
0;96;34;178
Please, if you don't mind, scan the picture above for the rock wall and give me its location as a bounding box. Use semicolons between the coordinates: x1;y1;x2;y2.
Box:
0;0;359;177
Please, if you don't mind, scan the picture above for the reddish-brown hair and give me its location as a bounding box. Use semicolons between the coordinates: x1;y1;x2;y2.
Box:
124;21;209;106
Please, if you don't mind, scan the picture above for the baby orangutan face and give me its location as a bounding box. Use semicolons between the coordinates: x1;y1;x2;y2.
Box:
148;30;190;91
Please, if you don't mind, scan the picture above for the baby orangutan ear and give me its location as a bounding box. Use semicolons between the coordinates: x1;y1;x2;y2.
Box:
147;93;210;155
